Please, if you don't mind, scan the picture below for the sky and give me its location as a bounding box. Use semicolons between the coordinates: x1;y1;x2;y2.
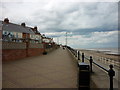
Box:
0;0;119;49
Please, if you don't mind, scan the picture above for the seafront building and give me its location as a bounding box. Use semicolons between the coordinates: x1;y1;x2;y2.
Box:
1;18;58;61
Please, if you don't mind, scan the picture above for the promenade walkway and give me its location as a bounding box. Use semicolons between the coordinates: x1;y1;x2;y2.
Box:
2;47;119;89
3;47;78;88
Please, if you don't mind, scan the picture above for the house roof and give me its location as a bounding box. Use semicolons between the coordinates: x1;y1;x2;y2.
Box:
0;21;35;34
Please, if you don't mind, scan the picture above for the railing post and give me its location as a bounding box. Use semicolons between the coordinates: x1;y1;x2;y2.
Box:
78;51;80;60
90;56;93;73
108;64;115;90
74;50;75;56
75;50;77;57
82;53;84;62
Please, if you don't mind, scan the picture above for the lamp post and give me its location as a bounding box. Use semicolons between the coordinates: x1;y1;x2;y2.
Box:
65;32;73;46
57;37;59;45
66;32;67;46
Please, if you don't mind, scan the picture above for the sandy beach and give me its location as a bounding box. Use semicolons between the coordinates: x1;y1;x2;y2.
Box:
78;49;120;68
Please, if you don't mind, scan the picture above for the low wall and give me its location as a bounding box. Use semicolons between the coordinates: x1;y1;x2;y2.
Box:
27;43;44;56
27;48;44;57
2;42;27;61
2;42;44;61
2;42;26;49
2;49;27;61
2;42;59;61
44;44;59;53
28;43;43;48
45;47;57;53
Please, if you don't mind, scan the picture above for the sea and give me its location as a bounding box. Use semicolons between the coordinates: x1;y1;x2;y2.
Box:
86;48;119;55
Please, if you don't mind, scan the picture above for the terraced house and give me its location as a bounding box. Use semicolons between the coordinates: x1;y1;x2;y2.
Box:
1;18;57;61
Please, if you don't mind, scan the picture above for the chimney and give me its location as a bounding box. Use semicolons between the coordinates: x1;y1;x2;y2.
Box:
34;26;37;30
21;23;26;27
4;18;9;23
34;26;37;33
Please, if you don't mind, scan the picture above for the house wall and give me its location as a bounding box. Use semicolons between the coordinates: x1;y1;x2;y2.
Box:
22;33;30;39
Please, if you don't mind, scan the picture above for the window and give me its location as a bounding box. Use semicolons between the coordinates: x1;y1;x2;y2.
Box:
3;31;8;35
9;32;13;38
35;35;39;40
12;32;22;38
13;32;17;38
30;34;36;39
18;33;22;38
16;33;18;38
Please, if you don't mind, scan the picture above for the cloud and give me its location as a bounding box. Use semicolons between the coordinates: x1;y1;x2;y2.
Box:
0;1;118;48
1;2;118;31
1;0;119;3
59;30;118;48
46;30;118;48
32;2;118;33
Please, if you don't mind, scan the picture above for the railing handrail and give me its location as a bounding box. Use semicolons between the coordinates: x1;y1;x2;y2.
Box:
93;62;108;72
67;46;109;72
84;56;108;72
66;46;115;90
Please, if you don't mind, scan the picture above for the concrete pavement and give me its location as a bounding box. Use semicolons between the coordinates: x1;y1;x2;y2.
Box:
2;47;119;89
3;47;78;88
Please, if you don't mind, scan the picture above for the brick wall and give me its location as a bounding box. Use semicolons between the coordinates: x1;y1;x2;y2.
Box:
27;43;44;57
2;42;58;61
27;48;44;57
2;42;45;61
0;41;2;62
2;49;26;61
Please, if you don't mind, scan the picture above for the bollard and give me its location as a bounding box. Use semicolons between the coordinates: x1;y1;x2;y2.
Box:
78;51;80;60
108;64;115;90
82;53;84;62
90;56;93;73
